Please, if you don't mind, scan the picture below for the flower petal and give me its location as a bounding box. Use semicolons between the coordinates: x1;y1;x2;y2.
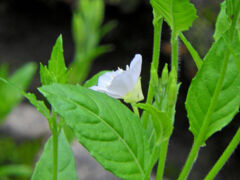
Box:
107;70;134;97
90;85;122;98
98;71;114;88
107;54;142;97
129;54;142;85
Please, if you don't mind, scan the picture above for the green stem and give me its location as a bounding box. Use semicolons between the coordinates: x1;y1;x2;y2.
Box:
156;140;169;180
171;31;178;73
204;127;240;180
144;145;159;180
52;112;58;180
179;33;203;69
177;51;231;180
142;18;163;128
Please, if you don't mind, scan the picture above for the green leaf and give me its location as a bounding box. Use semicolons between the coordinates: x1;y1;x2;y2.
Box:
150;0;197;33
213;1;232;41
24;93;50;119
39;63;53;86
39;84;151;180
40;35;68;85
137;104;173;144
186;37;240;144
31;130;77;180
0;164;32;178
179;33;203;69
83;70;110;88
213;0;240;70
0;62;37;121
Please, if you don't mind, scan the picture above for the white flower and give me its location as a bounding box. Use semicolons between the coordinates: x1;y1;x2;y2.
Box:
90;54;144;102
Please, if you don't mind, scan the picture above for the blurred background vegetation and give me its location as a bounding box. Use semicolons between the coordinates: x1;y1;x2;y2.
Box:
0;0;239;179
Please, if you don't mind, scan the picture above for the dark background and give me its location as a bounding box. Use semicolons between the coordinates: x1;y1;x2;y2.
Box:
0;0;239;179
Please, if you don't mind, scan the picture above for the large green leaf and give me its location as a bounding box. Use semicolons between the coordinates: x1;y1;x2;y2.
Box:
150;0;197;33
39;84;151;180
31;130;77;180
0;62;36;121
40;35;68;85
186;37;240;144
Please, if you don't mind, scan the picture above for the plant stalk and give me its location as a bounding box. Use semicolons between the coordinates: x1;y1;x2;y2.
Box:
143;17;163;128
156;140;169;180
204;127;240;180
177;50;231;180
52;112;58;180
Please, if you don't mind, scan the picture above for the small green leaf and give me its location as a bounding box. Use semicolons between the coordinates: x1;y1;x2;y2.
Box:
0;63;37;121
186;37;240;144
40;35;68;85
83;70;110;88
137;104;173;144
31;130;78;180
39;63;53;86
24;93;50;119
39;84;151;180
150;0;197;33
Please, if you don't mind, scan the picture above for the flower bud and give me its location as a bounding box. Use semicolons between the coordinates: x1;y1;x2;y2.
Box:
161;64;168;85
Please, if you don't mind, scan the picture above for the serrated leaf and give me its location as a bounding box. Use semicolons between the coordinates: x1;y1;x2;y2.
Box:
186;37;240;144
39;84;151;180
150;0;197;33
41;35;68;85
213;0;240;70
31;130;77;180
83;70;110;88
213;1;232;41
24;93;50;119
0;63;36;121
137;104;173;144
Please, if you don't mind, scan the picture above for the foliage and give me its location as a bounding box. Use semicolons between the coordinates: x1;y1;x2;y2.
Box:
2;0;239;179
69;0;115;84
0;63;36;122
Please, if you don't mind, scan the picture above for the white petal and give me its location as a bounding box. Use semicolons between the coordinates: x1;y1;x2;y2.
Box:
107;54;142;97
129;54;142;85
90;85;122;99
89;54;143;99
98;72;114;88
107;70;134;97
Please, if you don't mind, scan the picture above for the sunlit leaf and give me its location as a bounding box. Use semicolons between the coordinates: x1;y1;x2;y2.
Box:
150;0;197;33
39;84;151;180
40;35;68;85
186;37;240;144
